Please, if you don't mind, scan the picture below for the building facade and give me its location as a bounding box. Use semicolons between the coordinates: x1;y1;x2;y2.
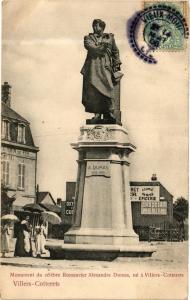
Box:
130;179;173;230
1;82;39;216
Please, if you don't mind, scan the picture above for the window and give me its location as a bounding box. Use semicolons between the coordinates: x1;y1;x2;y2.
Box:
17;124;26;144
1;120;10;140
2;160;9;186
18;163;25;189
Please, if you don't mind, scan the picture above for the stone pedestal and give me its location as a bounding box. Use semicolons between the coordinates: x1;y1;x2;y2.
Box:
46;124;156;259
64;124;138;244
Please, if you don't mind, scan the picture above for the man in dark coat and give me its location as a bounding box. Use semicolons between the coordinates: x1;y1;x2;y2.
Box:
81;19;122;122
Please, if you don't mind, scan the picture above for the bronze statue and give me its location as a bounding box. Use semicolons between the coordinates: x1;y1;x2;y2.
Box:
81;19;123;124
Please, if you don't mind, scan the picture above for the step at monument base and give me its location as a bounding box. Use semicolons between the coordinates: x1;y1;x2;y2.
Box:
45;243;156;261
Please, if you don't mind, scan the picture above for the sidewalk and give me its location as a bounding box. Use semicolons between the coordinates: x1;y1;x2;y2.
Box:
1;239;63;269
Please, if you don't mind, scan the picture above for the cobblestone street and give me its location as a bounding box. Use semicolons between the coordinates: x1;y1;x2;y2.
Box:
0;240;188;270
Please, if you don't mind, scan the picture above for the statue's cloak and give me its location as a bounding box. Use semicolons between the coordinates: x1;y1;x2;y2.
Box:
81;33;121;113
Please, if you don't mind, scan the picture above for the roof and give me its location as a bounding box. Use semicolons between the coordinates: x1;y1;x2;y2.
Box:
130;181;160;186
1;102;37;148
37;192;61;214
2;102;29;124
39;203;61;214
37;192;56;205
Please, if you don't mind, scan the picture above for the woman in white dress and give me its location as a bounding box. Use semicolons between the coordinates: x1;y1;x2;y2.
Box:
34;220;47;258
1;223;11;257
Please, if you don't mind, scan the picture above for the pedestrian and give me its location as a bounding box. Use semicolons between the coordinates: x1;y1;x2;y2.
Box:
1;223;11;257
34;219;47;258
14;216;32;257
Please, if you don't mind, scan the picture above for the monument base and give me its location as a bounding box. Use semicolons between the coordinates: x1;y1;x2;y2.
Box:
45;124;156;260
64;228;138;245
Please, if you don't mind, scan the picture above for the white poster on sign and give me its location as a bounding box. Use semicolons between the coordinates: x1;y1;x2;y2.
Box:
130;186;160;202
141;201;167;215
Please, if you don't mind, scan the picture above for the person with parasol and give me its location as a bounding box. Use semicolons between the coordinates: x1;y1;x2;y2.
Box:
1;222;12;257
34;218;47;258
1;214;18;257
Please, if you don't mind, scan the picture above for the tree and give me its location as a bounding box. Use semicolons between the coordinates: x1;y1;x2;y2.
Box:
173;197;188;222
1;184;16;216
173;197;188;241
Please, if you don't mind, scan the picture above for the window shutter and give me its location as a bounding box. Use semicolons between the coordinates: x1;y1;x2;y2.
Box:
22;164;25;188
6;162;9;185
18;163;25;188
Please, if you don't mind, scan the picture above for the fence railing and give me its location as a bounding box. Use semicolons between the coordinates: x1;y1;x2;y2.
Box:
134;226;186;242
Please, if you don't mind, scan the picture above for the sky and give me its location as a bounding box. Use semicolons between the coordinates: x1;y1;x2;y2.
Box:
2;0;189;201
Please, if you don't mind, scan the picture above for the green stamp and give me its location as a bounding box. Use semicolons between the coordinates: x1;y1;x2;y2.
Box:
144;18;184;50
143;2;188;50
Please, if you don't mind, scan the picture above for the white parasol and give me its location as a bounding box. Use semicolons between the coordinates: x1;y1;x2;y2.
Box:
1;214;19;222
41;211;61;225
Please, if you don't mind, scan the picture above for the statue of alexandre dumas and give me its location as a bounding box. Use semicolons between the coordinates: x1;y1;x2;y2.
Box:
81;19;123;124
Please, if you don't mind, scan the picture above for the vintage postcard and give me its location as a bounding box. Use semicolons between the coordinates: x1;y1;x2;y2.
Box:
1;0;189;299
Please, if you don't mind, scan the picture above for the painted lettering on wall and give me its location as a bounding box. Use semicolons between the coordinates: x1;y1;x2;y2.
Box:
130;186;160;202
65;201;74;215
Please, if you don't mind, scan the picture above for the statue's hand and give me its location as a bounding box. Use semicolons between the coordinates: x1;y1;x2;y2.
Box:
102;42;112;50
102;42;109;47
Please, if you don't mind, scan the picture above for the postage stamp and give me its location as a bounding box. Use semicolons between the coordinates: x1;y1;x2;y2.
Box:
128;2;189;63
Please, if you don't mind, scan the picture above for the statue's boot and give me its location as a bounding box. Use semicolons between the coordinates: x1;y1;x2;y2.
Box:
103;112;116;123
92;113;101;121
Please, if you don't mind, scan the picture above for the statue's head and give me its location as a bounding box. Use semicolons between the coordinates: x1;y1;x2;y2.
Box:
92;19;106;35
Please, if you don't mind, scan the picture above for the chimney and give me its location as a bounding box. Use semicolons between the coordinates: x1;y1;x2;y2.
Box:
1;82;11;107
57;198;62;206
151;174;157;181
